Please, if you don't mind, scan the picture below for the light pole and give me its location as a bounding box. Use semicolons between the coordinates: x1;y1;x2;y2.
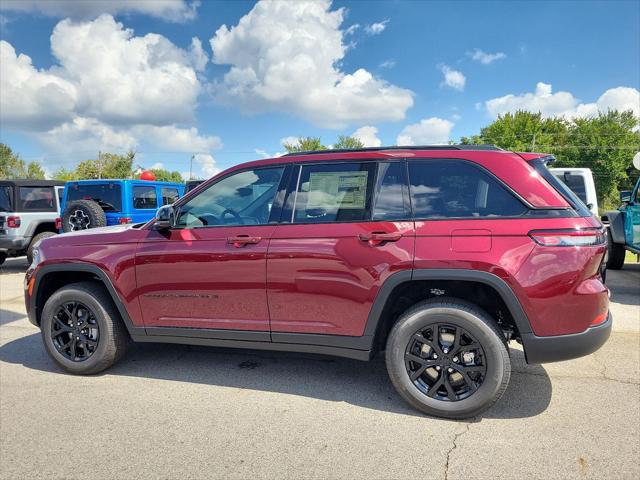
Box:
189;154;194;180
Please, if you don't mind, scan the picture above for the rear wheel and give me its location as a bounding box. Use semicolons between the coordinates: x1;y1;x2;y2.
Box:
40;282;128;374
606;228;626;270
385;299;510;419
0;252;6;266
27;231;56;264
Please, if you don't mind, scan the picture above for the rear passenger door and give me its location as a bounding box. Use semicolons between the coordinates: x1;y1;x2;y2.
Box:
408;159;529;269
267;160;414;340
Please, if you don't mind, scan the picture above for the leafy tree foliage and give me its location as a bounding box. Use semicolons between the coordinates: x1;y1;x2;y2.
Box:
333;135;365;149
460;110;640;209
283;135;363;153
0;143;46;179
147;168;183;182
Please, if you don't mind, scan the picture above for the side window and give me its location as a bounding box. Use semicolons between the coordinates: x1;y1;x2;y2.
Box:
293;162;375;223
133;186;158;210
373;162;409;220
18;187;56;211
408;160;526;218
161;187;180;205
176;167;284;228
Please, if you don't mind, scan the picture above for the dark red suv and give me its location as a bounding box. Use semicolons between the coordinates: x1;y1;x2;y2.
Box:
25;146;611;418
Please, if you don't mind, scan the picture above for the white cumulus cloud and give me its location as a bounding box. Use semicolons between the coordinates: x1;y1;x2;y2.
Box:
468;49;506;65
0;15;219;175
193;153;220;178
0;0;199;22
209;0;413;128
352;126;382;147
485;83;640;119
440;65;466;91
397;118;454;146
364;20;389;35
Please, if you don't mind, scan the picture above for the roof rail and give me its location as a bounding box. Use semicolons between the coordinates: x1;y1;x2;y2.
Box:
281;144;502;156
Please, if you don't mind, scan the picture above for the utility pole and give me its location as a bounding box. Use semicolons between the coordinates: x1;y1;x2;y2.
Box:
190;154;194;180
531;133;537;151
98;150;102;179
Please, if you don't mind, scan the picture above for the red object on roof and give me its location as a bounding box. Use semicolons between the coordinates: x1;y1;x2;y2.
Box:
140;171;156;181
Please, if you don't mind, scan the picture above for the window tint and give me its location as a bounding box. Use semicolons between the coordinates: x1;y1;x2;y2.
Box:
18;187;56;211
293;162;375;223
161;187;180;205
0;186;12;212
67;184;122;212
373;162;408;220
408;160;526;218
133;186;158;209
176;167;284;228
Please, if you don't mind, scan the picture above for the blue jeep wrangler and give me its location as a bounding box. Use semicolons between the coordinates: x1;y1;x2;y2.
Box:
60;179;185;232
603;173;640;270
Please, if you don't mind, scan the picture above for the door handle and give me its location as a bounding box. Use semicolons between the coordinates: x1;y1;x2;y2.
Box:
227;235;262;247
358;232;402;246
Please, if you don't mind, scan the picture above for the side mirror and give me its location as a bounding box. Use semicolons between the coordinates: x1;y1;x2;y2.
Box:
153;205;175;230
620;191;632;203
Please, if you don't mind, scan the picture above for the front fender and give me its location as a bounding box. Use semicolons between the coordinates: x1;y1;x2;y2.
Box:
603;211;625;244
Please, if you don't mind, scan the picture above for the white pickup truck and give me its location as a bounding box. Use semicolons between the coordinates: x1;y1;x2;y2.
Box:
550;168;599;217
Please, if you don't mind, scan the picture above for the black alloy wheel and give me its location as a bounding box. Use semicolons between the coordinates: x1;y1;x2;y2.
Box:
50;301;100;362
405;324;486;402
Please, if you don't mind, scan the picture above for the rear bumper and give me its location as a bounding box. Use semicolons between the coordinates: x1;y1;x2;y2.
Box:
522;312;612;364
0;236;30;251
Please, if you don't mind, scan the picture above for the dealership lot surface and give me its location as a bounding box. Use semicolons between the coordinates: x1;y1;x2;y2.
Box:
1;258;638;480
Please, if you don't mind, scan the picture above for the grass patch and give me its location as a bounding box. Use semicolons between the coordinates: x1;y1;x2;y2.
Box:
625;251;639;263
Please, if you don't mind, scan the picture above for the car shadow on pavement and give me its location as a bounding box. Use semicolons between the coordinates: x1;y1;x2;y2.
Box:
0;332;552;420
0;309;26;326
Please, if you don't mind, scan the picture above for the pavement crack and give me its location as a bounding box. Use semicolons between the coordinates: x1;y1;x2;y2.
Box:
444;422;472;480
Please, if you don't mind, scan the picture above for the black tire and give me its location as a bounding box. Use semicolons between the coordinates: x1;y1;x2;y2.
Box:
0;252;6;265
385;298;510;419
606;228;626;270
40;282;129;374
62;199;106;232
26;231;56;264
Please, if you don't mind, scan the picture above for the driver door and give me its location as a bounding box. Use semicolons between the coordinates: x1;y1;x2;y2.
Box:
135;165;288;335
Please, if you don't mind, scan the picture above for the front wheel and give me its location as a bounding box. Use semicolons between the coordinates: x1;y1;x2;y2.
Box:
385;299;510;419
40;282;129;374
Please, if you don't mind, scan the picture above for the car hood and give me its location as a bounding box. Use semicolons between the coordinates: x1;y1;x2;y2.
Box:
47;224;144;246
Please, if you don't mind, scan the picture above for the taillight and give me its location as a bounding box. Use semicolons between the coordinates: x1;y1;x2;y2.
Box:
7;216;21;228
590;312;608;326
55;217;62;230
529;229;606;247
118;217;132;224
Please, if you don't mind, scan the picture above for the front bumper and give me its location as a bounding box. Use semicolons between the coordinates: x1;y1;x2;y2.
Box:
522;312;612;364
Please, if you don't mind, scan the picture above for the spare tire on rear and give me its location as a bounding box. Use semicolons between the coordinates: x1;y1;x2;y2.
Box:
62;200;106;232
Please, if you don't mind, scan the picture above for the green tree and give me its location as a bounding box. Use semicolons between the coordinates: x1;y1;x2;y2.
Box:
283;135;364;153
333;135;364;149
283;136;327;153
147;168;184;183
460;110;640;210
0;143;46;179
63;151;136;180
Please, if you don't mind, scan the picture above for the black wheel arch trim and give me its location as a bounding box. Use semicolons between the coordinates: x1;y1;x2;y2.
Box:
29;263;145;336
363;268;533;339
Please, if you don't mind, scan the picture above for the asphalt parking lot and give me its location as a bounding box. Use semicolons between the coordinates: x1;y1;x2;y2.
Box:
1;257;638;480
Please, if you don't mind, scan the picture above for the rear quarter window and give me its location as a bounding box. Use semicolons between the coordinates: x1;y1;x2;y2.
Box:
133;186;158;209
408;160;527;218
18;187;57;211
0;186;13;212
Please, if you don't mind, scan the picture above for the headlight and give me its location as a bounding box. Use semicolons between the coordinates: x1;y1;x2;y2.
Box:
30;244;42;268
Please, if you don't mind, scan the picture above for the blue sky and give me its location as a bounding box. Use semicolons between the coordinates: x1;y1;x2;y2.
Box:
1;0;638;178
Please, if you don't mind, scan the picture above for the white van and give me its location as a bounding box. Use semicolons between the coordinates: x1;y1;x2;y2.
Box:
550;168;599;217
